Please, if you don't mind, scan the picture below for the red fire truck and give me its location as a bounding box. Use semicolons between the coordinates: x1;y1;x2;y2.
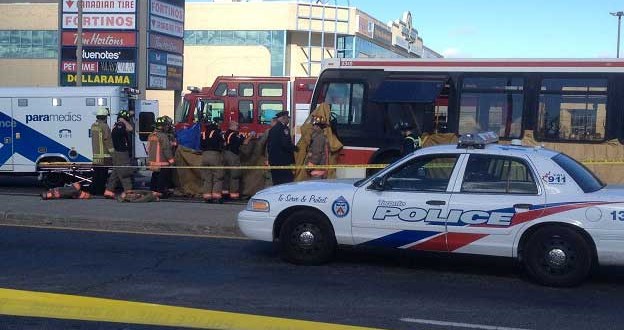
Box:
175;76;316;137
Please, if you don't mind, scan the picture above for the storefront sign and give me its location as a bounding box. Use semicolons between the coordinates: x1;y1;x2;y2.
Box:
149;15;184;38
148;75;167;89
63;0;137;13
150;0;184;22
150;63;167;76
62;47;137;61
61;61;99;73
148;32;184;54
148;49;182;67
98;61;136;74
148;50;183;90
62;31;136;47
62;13;136;30
61;73;136;86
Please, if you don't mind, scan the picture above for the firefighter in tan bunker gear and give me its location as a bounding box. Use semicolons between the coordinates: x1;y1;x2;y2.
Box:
90;107;114;195
148;116;175;198
305;116;330;179
200;120;225;203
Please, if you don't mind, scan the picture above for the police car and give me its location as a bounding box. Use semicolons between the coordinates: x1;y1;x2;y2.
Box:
238;132;624;287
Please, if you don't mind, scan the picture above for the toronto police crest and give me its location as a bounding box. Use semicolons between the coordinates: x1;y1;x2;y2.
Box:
332;196;350;218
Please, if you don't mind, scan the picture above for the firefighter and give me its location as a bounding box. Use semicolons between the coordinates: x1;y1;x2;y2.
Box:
222;121;244;200
267;111;296;185
398;122;422;156
305;116;330;179
104;110;134;199
162;115;177;150
90;107;113;196
148;116;175;198
200;119;224;203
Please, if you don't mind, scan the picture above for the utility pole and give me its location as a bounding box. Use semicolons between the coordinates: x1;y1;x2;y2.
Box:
611;11;623;58
76;0;83;86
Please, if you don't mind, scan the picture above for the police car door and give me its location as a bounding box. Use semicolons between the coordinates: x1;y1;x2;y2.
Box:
351;153;463;251
447;153;545;257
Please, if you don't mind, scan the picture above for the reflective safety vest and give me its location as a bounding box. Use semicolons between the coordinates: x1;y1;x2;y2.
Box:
405;135;422;150
91;121;113;164
147;131;175;171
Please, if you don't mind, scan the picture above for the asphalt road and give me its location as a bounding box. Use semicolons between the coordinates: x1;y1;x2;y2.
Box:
0;226;623;330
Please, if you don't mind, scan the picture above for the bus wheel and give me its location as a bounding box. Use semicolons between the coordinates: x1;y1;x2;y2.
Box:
41;172;68;188
279;210;336;265
523;226;593;287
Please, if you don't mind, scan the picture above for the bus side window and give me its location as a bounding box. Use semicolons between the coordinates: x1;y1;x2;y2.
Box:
320;82;364;126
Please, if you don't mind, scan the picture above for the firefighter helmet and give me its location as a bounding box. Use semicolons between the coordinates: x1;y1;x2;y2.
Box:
95;107;110;116
311;115;327;126
117;110;130;119
154;116;168;127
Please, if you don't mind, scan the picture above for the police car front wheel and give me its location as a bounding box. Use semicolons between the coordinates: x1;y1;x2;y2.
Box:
523;226;593;287
279;210;337;265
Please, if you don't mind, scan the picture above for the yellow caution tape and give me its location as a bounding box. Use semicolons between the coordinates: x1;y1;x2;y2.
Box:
37;162;389;170
31;159;624;171
0;288;381;330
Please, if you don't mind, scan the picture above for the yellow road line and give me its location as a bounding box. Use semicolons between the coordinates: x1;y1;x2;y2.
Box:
0;223;248;240
0;288;382;330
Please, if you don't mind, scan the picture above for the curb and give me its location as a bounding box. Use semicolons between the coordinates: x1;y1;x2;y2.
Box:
0;211;245;238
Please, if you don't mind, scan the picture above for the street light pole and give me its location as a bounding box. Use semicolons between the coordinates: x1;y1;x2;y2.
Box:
611;11;623;58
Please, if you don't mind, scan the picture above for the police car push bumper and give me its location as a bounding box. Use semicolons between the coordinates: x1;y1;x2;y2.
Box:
237;132;624;286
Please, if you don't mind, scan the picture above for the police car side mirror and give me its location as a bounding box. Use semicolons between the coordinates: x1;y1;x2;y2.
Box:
368;177;386;191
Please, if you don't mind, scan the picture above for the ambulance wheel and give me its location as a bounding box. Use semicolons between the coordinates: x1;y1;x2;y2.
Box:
279;210;336;265
42;173;67;188
523;226;593;287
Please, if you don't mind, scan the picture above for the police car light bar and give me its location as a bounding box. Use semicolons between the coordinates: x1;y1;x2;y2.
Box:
457;131;499;149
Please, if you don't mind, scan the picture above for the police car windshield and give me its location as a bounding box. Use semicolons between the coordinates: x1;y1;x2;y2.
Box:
552;153;605;193
354;152;417;187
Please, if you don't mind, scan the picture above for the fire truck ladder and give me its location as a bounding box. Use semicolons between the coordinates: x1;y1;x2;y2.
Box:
296;0;351;76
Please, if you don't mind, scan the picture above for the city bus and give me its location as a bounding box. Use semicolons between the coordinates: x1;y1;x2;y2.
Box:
311;58;624;182
175;76;316;138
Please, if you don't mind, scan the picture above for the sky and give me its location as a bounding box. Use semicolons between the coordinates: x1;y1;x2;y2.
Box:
190;0;623;58
351;0;622;58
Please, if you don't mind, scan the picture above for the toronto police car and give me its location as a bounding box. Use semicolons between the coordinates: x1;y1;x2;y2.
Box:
238;132;624;287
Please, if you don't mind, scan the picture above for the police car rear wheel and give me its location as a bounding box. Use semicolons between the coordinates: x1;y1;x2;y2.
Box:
279;211;336;265
524;226;592;287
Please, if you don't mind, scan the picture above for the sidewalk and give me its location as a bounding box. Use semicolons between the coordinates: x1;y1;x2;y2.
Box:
0;194;246;237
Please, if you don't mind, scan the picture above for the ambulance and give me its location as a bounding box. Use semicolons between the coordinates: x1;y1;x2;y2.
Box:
0;86;158;187
238;132;624;287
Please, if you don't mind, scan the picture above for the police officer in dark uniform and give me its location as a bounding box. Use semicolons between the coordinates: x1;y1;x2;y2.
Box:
267;111;296;185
